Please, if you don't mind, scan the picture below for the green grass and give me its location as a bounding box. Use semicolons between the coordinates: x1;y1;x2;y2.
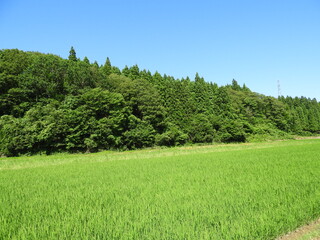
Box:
1;140;320;239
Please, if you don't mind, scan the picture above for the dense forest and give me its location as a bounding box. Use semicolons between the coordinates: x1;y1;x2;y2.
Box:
0;48;320;156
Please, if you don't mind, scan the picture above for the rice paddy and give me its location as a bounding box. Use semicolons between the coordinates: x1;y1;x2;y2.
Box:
1;140;320;239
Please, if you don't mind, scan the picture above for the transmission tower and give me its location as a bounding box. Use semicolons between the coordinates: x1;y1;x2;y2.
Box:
277;80;281;97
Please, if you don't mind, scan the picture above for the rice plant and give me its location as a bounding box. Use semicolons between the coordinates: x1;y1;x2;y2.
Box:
1;140;320;239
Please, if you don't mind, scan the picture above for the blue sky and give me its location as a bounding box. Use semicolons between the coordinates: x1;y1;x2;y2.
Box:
1;0;320;99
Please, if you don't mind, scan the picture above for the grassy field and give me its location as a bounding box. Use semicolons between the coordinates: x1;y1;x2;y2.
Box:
1;140;320;239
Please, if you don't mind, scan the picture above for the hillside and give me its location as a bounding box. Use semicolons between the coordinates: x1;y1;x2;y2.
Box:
0;48;320;156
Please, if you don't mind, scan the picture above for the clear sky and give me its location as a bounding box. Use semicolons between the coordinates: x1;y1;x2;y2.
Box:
1;0;320;99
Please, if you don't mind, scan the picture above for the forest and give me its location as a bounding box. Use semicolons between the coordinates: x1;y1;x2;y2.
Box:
0;48;320;156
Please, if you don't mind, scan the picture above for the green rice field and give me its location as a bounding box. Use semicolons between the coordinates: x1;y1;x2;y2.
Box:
1;140;320;239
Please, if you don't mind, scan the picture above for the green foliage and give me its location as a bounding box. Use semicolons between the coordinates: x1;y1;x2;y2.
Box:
0;49;33;76
263;96;289;131
18;54;67;99
155;124;188;146
231;78;241;91
187;114;215;143
101;57;112;76
106;74;166;132
215;119;247;143
123;117;156;149
65;60;97;94
0;48;320;156
68;46;77;62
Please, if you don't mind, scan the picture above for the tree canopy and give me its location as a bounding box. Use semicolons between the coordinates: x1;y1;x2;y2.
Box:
0;48;319;156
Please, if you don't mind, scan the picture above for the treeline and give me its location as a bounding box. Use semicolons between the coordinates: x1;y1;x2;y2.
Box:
0;48;319;156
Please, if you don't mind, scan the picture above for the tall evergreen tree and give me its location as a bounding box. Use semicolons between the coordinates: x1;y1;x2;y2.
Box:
83;56;90;64
68;46;77;62
102;57;112;76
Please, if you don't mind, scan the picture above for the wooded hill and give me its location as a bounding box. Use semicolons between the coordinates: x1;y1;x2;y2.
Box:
1;48;319;156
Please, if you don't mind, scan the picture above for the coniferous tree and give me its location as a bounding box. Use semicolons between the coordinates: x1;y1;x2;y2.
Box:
102;57;112;76
231;79;241;91
68;47;77;62
83;56;90;64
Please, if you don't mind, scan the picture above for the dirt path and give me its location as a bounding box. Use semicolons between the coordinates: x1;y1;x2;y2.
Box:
294;136;320;140
277;219;320;240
